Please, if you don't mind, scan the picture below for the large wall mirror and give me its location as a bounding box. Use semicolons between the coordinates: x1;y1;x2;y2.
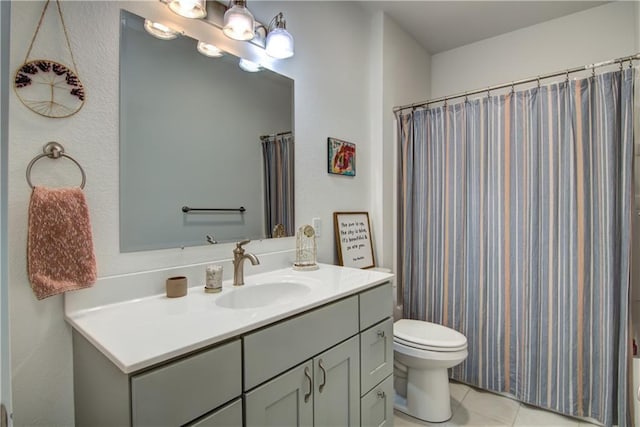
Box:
119;10;294;252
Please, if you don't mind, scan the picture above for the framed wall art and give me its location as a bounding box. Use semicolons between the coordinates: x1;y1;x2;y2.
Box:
327;137;356;176
333;211;374;269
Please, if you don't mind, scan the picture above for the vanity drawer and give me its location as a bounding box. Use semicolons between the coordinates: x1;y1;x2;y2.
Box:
187;398;242;427
361;375;394;427
360;318;394;395
359;282;392;330
244;295;359;390
131;339;241;426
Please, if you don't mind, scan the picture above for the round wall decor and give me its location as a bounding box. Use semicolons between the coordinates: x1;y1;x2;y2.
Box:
14;0;85;118
14;59;85;118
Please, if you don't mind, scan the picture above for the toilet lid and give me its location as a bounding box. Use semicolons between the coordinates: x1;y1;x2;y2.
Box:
394;319;467;351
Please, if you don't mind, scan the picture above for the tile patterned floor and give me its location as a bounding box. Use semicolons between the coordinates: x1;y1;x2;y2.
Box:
394;382;600;427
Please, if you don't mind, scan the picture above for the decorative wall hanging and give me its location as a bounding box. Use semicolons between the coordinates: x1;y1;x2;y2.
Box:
14;0;85;118
327;137;356;176
293;225;318;271
333;212;374;269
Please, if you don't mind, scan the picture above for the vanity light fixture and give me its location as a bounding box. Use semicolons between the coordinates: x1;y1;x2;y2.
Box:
238;58;261;72
223;0;255;41
144;19;180;40
197;41;224;57
265;12;294;59
168;0;207;19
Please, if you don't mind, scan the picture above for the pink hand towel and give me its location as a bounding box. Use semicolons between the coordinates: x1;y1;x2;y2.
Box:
27;186;97;300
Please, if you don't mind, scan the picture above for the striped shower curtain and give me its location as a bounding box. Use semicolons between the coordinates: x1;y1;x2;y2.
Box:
396;68;634;426
261;133;295;237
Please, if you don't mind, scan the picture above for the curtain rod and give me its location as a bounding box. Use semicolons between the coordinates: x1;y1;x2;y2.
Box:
260;131;292;140
393;52;640;113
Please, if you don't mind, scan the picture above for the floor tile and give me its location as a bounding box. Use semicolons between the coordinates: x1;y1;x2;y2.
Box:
393;409;437;426
514;404;581;426
460;388;520;425
450;381;471;409
449;405;511;426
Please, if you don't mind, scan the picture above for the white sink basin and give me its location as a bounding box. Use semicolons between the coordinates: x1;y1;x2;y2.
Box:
216;281;311;309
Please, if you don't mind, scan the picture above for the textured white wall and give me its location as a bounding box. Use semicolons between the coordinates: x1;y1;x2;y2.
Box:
431;1;637;98
0;0;10;418
8;1;379;425
369;11;431;272
380;14;430;271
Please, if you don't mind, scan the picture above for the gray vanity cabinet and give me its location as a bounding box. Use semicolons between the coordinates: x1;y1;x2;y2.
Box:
245;335;360;427
313;335;361;426
73;332;242;427
130;340;241;426
186;398;243;427
245;361;314;427
72;281;393;427
359;284;394;427
360;375;394;427
360;318;394;394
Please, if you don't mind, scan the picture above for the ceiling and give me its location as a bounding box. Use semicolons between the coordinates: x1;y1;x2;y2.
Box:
359;1;609;54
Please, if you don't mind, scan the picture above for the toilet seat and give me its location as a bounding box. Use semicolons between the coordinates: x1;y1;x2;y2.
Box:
394;319;467;352
394;336;467;352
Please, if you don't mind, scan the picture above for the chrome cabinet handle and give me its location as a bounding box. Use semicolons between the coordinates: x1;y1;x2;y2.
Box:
304;367;312;403
318;359;327;393
377;329;385;338
377;390;386;399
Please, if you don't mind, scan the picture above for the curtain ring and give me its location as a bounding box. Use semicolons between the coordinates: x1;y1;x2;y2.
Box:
565;70;570;83
510;82;515;94
619;61;624;71
464;93;468;103
486;87;491;98
443;98;448;109
537;77;541;88
591;67;595;78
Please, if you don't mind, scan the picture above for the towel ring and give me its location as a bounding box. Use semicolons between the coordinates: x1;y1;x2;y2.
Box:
26;142;86;189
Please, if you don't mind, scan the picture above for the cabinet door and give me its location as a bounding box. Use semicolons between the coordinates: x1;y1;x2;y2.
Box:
361;375;393;427
360;318;393;395
314;336;360;427
245;361;314;427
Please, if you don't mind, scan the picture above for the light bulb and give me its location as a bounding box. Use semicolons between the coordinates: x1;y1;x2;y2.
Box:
197;41;224;57
266;27;294;59
239;58;261;72
223;2;255;41
143;20;179;40
168;0;206;19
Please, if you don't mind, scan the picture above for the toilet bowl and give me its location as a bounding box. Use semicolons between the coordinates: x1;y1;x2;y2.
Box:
393;319;468;423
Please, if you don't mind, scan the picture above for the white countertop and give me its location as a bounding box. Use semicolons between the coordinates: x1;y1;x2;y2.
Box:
65;263;393;374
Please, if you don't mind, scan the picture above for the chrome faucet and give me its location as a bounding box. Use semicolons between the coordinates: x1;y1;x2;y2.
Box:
232;239;260;286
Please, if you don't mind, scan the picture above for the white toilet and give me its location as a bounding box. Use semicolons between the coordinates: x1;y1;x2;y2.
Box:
371;267;468;422
393;319;468;422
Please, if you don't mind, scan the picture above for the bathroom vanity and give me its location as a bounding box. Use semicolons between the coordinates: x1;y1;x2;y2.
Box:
66;264;394;426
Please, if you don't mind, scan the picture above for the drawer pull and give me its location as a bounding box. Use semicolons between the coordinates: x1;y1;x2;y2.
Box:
377;390;386;399
304;367;312;403
318;359;327;393
377;330;385;338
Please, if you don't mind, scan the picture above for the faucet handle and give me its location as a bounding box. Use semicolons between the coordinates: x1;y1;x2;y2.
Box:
235;239;251;249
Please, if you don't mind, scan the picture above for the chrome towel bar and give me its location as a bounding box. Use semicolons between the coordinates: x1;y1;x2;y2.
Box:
182;206;246;213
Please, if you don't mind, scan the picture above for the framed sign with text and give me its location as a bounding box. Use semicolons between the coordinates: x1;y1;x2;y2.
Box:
333;211;375;269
